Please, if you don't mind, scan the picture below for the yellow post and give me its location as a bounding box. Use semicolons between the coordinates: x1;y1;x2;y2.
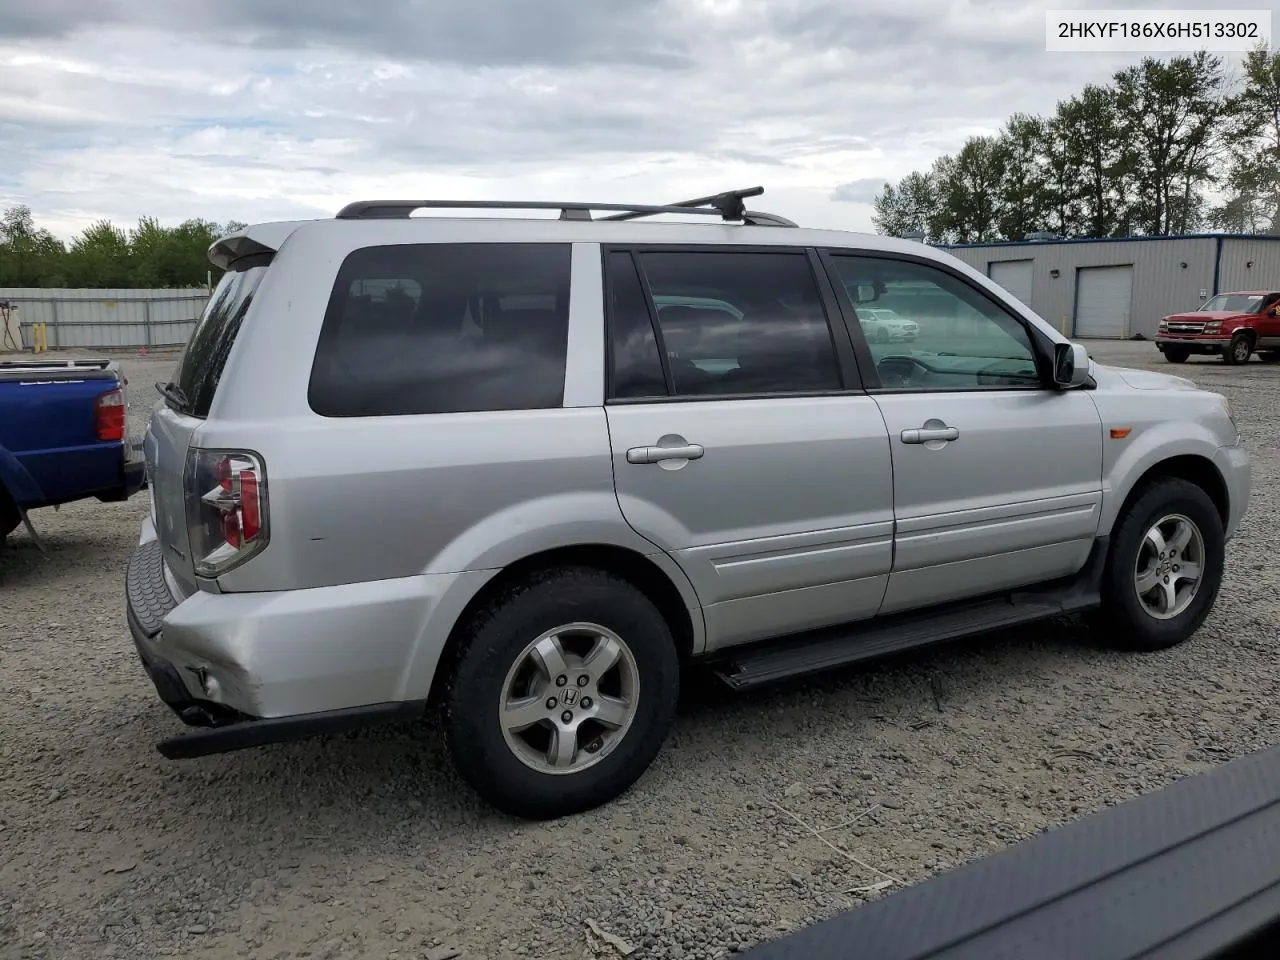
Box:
33;322;47;353
1060;315;1068;336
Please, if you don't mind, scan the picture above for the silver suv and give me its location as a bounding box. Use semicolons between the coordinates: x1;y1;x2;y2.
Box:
127;187;1251;819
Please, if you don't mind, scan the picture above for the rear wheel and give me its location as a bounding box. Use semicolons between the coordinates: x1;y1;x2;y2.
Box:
0;490;20;548
1093;477;1224;651
441;567;680;819
1162;347;1190;364
1259;350;1280;364
1223;333;1252;365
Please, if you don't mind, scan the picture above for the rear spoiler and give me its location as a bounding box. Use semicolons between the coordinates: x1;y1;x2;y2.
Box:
207;221;308;271
744;742;1280;959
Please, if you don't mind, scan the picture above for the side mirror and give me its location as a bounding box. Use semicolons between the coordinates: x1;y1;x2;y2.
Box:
1053;341;1090;388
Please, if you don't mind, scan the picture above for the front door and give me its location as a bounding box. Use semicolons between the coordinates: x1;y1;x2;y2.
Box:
602;247;894;650
1255;293;1280;351
822;251;1105;615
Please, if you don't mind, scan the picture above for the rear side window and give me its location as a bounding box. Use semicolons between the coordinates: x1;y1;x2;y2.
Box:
309;243;571;417
171;260;268;417
606;251;666;399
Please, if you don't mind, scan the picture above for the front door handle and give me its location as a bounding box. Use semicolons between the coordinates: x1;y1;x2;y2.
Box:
900;426;959;444
626;443;705;464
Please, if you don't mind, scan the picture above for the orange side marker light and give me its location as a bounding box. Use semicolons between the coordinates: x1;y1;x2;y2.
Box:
1110;427;1132;440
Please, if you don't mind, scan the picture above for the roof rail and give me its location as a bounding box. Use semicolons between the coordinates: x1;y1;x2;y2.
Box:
596;186;797;227
333;186;797;226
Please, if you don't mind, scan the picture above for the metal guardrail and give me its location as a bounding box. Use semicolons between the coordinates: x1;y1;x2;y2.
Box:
18;318;199;350
5;294;206;350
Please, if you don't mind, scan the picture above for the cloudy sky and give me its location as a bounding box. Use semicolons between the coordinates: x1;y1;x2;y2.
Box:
0;0;1271;239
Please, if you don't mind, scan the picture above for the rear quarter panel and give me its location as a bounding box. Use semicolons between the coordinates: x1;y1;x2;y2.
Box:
203;231;702;622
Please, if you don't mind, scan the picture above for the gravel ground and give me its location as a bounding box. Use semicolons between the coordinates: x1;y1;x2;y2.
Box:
2;342;1279;960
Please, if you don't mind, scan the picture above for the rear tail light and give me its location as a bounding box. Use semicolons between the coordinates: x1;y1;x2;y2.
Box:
185;449;268;577
95;388;126;441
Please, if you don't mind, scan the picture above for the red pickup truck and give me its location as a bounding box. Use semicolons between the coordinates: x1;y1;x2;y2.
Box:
1155;290;1280;364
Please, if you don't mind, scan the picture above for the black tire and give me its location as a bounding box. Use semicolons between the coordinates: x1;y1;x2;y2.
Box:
441;567;680;820
0;490;20;548
1162;348;1189;364
1094;477;1224;651
1259;350;1280;364
1223;333;1252;365
874;326;891;344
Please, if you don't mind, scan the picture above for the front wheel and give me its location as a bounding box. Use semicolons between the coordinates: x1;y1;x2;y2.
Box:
1162;347;1189;364
1223;334;1252;365
441;567;680;819
1094;477;1224;651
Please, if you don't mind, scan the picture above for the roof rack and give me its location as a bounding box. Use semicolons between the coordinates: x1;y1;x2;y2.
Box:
334;186;798;227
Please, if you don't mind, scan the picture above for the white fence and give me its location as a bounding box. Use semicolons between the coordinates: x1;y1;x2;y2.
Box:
0;287;209;350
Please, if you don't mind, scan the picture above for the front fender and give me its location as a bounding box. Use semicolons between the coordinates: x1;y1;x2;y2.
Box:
1098;421;1226;535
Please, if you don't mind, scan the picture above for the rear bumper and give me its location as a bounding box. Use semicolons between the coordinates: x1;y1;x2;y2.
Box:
125;519;487;755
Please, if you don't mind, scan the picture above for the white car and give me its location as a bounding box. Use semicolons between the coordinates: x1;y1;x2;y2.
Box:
859;307;918;343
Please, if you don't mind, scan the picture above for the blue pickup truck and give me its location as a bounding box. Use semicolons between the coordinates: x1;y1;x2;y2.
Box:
0;358;145;546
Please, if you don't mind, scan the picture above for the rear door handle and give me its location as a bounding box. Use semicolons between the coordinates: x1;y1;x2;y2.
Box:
900;426;959;444
626;443;705;464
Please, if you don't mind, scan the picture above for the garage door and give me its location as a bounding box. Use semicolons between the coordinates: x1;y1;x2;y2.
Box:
1075;265;1133;339
988;260;1034;308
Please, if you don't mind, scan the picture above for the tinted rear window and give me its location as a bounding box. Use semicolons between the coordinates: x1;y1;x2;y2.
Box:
171;260;268;417
308;243;571;417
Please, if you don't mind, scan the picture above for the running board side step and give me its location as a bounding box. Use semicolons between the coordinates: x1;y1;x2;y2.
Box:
712;539;1107;691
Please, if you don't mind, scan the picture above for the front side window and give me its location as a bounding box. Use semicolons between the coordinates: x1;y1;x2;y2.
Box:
829;254;1041;391
606;249;842;399
308;243;571;417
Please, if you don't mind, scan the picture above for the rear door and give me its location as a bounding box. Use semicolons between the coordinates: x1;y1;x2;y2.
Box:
146;259;269;595
603;246;894;650
821;250;1104;615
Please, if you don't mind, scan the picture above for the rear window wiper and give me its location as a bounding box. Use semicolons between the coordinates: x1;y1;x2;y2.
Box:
156;381;189;409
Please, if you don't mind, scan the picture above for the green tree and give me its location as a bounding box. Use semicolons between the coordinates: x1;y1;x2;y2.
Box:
130;217;227;287
1112;52;1229;235
1055;84;1134;237
65;221;134;288
871;171;937;239
0;208;243;288
1215;45;1280;233
995;113;1051;241
929;136;1006;243
0;205;67;286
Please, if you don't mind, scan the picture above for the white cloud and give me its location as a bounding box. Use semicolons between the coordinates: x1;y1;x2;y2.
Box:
0;0;1253;240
